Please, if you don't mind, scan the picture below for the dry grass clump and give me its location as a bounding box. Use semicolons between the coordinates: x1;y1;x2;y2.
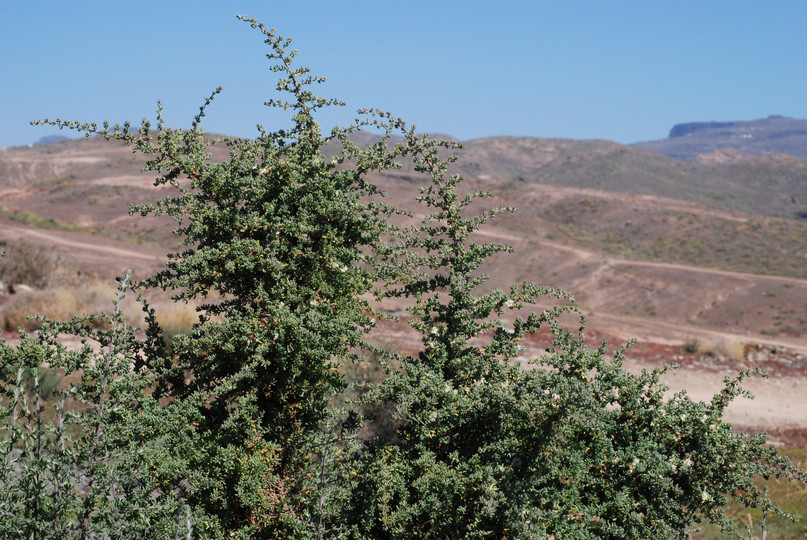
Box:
682;336;747;360
149;298;203;347
2;282;143;332
0;242;59;290
2;282;205;338
696;336;747;360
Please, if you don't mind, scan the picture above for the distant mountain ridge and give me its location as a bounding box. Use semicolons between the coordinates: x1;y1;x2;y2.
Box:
380;134;806;220
334;128;807;220
634;115;807;161
32;135;71;146
10;115;807;222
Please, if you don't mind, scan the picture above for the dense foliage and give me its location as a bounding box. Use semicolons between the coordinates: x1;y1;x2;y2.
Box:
0;272;181;537
2;15;804;539
338;125;803;539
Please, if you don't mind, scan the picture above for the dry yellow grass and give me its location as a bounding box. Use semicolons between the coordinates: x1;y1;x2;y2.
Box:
3;283;139;332
698;336;747;360
150;298;202;336
1;282;201;335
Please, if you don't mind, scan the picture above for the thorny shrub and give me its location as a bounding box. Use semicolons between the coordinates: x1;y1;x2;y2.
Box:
1;14;803;539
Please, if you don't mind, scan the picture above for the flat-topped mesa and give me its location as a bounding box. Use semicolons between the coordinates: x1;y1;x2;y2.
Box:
669;121;735;138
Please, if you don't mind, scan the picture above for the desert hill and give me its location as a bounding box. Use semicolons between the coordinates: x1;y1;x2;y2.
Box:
324;129;807;220
434;136;807;220
2;133;807;347
22;118;807;220
2;132;807;440
634;115;807;162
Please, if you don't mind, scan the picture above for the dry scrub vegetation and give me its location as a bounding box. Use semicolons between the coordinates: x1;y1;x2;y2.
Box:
0;241;200;336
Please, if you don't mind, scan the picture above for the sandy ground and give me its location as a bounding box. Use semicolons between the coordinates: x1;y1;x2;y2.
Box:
628;359;806;433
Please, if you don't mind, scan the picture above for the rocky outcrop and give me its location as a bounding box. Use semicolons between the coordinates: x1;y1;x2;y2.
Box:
669;121;735;138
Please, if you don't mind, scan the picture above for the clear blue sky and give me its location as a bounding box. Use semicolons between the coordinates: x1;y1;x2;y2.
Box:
3;1;807;148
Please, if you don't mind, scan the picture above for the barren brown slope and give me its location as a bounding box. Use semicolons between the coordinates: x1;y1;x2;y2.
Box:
330;130;807;219
3;137;807;342
456;136;807;220
2;136;807;436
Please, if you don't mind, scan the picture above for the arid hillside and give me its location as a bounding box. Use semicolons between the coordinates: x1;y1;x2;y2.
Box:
1;134;806;438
